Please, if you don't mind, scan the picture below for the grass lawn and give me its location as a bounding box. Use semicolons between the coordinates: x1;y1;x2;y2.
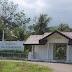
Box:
69;63;72;65
0;61;52;72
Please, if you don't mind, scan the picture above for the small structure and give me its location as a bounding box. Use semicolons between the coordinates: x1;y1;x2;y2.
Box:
23;30;72;63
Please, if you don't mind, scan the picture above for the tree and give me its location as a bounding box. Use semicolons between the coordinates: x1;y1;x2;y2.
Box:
56;24;71;32
29;14;51;35
49;23;72;32
11;27;25;41
0;0;30;29
0;0;30;41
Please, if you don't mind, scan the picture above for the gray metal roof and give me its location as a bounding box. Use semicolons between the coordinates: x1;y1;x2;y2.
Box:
24;33;51;45
23;31;72;45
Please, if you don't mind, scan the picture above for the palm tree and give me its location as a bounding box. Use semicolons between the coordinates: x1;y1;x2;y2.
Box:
57;24;71;32
32;14;52;35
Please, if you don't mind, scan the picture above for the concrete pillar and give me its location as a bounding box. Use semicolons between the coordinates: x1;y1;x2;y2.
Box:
48;42;49;60
32;45;34;59
50;44;53;60
66;45;70;61
48;43;53;61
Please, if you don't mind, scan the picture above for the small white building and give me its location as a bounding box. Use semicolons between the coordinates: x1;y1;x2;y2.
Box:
23;30;72;63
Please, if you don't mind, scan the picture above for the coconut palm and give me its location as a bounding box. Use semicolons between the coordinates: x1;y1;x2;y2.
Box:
30;14;52;35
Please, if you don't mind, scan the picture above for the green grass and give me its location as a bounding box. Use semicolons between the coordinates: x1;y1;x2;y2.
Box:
0;61;52;72
69;63;72;65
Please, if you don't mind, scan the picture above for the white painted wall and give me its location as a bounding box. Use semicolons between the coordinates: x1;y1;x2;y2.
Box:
34;44;48;60
0;41;24;51
48;33;69;43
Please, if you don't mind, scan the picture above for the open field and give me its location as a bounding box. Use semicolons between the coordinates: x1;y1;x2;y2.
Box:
0;61;52;72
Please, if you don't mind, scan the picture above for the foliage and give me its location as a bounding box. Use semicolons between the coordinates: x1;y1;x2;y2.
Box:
5;27;26;41
47;26;57;32
0;49;29;54
50;24;71;32
55;47;66;60
0;0;30;41
24;31;32;40
24;45;32;51
48;24;72;32
0;0;30;29
12;27;25;41
0;61;52;72
57;24;71;31
29;14;51;35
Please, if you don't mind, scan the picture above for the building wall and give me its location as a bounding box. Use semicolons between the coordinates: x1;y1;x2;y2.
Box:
34;44;48;60
47;33;69;61
34;33;69;61
48;33;68;43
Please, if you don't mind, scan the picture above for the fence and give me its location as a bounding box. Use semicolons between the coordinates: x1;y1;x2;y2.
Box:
0;52;28;60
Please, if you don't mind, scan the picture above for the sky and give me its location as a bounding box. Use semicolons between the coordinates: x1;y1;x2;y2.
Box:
10;0;72;27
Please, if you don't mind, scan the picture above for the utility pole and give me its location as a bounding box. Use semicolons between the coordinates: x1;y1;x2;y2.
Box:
2;30;4;41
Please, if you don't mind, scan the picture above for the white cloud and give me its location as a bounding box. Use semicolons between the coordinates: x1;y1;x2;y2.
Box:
11;0;51;12
9;0;72;27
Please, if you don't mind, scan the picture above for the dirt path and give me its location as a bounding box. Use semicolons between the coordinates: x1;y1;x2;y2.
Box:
27;61;72;72
0;60;72;72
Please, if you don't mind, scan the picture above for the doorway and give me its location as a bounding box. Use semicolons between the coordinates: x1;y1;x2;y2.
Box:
53;43;67;60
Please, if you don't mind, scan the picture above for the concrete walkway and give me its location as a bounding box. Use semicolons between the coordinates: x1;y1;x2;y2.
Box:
0;60;72;72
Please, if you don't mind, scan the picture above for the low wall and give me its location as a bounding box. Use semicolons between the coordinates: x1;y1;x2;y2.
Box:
0;41;24;51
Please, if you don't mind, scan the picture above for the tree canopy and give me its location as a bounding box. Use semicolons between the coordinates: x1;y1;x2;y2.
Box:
0;0;30;29
29;14;52;35
0;0;30;41
50;23;72;32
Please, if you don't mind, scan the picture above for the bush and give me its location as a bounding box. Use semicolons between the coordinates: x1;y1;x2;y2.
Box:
0;49;29;54
55;47;66;60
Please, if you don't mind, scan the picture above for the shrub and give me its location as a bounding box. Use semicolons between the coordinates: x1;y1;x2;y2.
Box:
55;47;66;60
0;49;29;54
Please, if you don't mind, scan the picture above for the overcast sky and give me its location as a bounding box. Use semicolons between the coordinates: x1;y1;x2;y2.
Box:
10;0;72;27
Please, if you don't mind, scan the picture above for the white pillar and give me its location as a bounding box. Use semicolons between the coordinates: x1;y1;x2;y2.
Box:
66;45;70;61
48;43;53;61
32;45;34;59
50;43;53;60
48;42;49;60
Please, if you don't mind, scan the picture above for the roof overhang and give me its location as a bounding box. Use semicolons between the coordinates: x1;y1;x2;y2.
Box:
23;39;47;45
23;44;45;45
